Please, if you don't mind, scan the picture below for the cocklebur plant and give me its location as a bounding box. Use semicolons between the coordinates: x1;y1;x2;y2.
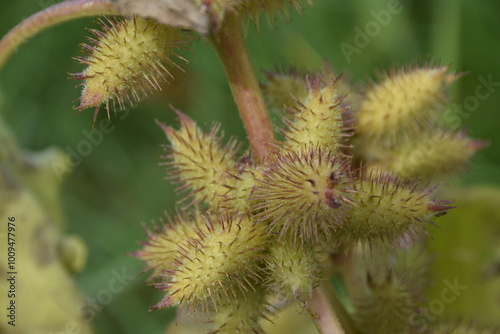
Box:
71;16;189;125
351;246;430;334
352;64;487;181
0;0;494;333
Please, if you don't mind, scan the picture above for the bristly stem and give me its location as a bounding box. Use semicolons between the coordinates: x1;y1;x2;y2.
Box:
209;12;275;163
0;0;117;69
309;283;348;334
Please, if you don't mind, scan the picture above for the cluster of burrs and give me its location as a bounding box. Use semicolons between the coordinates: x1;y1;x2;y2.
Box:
130;68;471;333
70;5;486;334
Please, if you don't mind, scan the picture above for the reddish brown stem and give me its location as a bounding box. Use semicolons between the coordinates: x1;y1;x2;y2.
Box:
0;0;117;69
309;283;347;334
209;13;275;163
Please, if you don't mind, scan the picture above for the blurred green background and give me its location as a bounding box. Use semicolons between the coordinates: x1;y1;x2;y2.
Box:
0;0;499;333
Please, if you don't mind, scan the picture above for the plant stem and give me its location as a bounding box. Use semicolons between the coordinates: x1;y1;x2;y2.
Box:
0;0;117;69
323;277;361;334
308;283;348;334
330;250;363;305
209;13;275;163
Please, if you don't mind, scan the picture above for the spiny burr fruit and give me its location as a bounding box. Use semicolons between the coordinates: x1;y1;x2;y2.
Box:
352;247;429;334
149;211;268;314
264;241;321;304
207;287;273;334
72;16;188;124
132;211;203;278
157;112;239;209
334;170;453;251
261;67;309;109
356;65;458;140
370;130;485;180
252;147;355;243
281;74;350;152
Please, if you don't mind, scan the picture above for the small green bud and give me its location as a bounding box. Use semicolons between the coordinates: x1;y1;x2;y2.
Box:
208;286;273;334
58;234;88;274
264;241;321;304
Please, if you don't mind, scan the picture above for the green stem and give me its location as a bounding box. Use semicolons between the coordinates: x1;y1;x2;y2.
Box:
0;0;117;69
323;278;361;334
209;12;275;163
308;283;347;334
